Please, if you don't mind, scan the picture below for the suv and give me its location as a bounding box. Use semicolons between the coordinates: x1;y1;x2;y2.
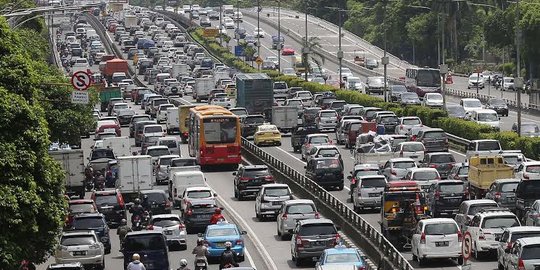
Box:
90;190;126;228
454;199;499;231
129;115;151;137
183;199;218;233
241;115;265;137
276;200;319;240
154;154;180;185
233;165;274;200
467;209;520;259
348;163;380;199
316;109;338;131
140;190;172;215
352;175;387;213
515;179;540;222
70;213;111;254
465;139;502;160
504;236;540;270
416;128;448;152
426;180;467;217
122;231;169;270
149;214;187;250
305;144;342;164
496;227;540;270
381;158;418;181
305;156;344;190
420;152;456;179
485;178;520;211
55;230;105;269
411;218;463;266
290;218;339;266
254;183;292;220
301;134;330;160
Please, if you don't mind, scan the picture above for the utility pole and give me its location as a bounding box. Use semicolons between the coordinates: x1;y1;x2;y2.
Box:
382;1;388;102
337;8;343;89
516;0;522;137
236;0;240;43
219;5;223;45
441;5;447;107
303;5;309;82
277;0;281;71
257;0;260;61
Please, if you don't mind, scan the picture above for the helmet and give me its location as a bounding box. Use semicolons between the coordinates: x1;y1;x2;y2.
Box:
225;241;232;248
215;208;222;214
197;238;204;245
179;259;188;267
121;219;127;225
143;194;148;200
134;198;141;205
132;253;140;261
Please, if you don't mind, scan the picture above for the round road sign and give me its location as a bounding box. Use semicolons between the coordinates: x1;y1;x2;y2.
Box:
462;231;472;261
71;71;92;91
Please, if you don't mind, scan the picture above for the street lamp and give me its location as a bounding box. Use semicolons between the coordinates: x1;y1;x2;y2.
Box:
324;6;345;89
515;0;522;137
277;0;281;72
257;0;261;66
303;5;309;82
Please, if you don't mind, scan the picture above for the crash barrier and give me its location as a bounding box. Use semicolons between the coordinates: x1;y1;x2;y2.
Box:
241;137;413;270
445;87;531;111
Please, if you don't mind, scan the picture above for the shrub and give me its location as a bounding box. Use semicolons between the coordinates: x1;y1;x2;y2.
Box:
432;117;494;140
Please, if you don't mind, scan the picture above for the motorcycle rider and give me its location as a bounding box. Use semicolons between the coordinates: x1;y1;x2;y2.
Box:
127;253;146;270
192;238;209;269
219;242;239;269
177;259;191;270
210;208;225;224
141;194;151;212
117;219;131;250
130;198;145;226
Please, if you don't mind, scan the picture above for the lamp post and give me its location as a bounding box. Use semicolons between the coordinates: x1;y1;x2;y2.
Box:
515;0;522;137
236;0;240;43
303;5;309;82
277;0;281;72
382;1;388;102
257;0;261;61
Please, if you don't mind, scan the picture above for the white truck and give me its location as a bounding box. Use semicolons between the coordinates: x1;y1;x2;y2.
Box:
124;15;138;30
271;106;298;133
222;5;234;17
170;170;207;207
193;77;214;102
166;107;180;134
102;136;131;158
116;155;153;201
172;63;190;79
213;71;230;86
49;149;85;198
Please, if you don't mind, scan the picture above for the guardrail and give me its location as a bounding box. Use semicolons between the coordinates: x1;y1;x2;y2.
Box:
241;137;413;270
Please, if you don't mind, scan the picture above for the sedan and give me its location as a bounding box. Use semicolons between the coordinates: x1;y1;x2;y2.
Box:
281;46;295;55
486;98;509;117
253;27;266;38
253;124;282;146
148;214;187;250
315;246;366;270
199;222;247;261
200;17;211;27
400;92;422;105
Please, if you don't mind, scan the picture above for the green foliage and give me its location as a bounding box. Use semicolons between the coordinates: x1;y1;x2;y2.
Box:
432;117;494;140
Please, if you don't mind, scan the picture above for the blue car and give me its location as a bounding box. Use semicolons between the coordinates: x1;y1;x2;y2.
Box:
199;221;247;261
315;245;366;270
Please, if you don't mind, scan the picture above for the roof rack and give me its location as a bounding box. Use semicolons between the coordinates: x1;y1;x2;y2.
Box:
478;207;511;213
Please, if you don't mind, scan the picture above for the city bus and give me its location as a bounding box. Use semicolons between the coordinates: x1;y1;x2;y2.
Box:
188;106;241;167
404;67;441;98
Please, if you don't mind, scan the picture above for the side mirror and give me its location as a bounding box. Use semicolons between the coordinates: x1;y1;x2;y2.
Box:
347;175;352;180
214;193;218;197
495;236;500;241
241;230;247;235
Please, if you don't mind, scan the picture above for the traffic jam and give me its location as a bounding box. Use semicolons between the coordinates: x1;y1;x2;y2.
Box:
46;3;540;270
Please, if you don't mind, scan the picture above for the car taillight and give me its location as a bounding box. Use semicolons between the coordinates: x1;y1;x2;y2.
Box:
186;209;193;216
295;235;304;247
314;212;320;219
165;200;171;208
239;177;250;182
411;135;417;141
329;140;333;144
351;178;356;185
265;175;274;181
457;230;463;242
147;224;154;230
178;223;185;229
236;239;243;245
430;164;438;168
495;192;501;200
420;232;426;244
118;194;125;209
518;258;525;270
281;213;288;220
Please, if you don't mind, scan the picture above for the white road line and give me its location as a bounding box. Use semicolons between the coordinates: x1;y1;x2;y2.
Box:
243;247;256;268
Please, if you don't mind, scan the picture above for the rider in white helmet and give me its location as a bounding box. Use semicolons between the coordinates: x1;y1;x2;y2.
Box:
177;258;191;270
127;253;146;270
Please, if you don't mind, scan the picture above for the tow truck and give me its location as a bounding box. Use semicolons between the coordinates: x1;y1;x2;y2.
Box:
380;181;430;250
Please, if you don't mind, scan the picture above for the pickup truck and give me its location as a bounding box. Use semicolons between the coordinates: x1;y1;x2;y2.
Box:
468;155;514;199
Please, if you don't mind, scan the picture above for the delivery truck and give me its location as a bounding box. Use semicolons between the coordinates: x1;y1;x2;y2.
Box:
124;14;137;30
236;73;273;114
468;155;514;199
166;107;180;134
103;59;129;83
49;149;85;198
102;136;131;157
193;77;214;102
116;155;153;202
269;106;298;133
99;87;122;112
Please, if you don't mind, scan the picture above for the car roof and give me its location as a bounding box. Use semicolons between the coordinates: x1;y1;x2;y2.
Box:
126;230;165;237
313;145;339;150
48;263;83;269
69;199;94;204
73;213;104;219
324;246;359;255
261;183;289;189
476;210;516;218
461;98;481;101
522;161;540;166
147;145;168;150
462;199;498;206
426;152;454;156
140;189;167;195
93;190;119;196
516;236;540;246
408;168;438;173
504;226;540;233
242;165;268;170
207;221;238;230
298;218;334;225
473;109;498;114
62;230;97;237
389;158;415;162
307;133;329;138
158;155;180;159
159;136;179;141
186;186;212;191
435;180;464;185
494;178;520;184
421;218;457;225
151;214;180;220
284;199;315;205
353;163;379;170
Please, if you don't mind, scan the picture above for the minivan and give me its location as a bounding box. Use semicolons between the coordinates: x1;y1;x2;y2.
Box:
416;128;448;152
465;139;502;159
170;170;207;205
123;231;169;270
352;175;387;212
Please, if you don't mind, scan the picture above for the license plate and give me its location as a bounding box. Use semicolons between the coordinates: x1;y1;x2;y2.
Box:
369;193;380;197
313;241;326;246
435;241;449;247
198;214;211;219
325;173;334;176
216;242;225;248
410;156;418;159
272;201;282;205
104;128;115;133
73;251;86;256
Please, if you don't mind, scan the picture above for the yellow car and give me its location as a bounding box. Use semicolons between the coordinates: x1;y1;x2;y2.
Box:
253;124;281;146
224;83;236;97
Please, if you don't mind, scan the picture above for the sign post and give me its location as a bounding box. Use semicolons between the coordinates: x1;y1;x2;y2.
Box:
461;232;472;270
255;56;263;70
70;71;91;104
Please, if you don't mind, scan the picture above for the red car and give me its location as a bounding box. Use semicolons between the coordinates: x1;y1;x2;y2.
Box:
281;46;295;55
66;199;98;227
95;122;121;137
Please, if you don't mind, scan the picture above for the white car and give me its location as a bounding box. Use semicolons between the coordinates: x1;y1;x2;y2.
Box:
404;167;440;191
180;187;216;212
393;142;425;163
155;154;180;184
460;98;483;113
468;73;485;89
149;214;187;250
338;67;353;78
223;18;235;29
55;230;105;268
411;218;463;266
253;27;266;38
423;93;444;107
210;93;232;108
502;77;515;91
496;226;540;270
466;109;500;130
515;161;540;181
397;116;423;135
467;209;521;259
112;102;129;116
156;104;175;124
254;184;292;220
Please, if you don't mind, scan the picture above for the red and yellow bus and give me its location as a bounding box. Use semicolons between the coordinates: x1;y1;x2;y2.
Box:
188;106;241;167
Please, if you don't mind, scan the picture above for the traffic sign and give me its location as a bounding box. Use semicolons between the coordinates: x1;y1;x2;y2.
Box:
462;231;472;262
71;71;92;91
203;28;219;37
71;90;89;104
234;45;244;57
255;56;263;65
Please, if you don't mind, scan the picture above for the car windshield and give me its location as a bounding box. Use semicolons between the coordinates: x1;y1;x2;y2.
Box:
369;77;383;84
315;159;342;169
360;178;386;188
417;69;441;87
482;217;520;229
61;235;96;246
380;116;398;123
243;169;270;178
159;157;175;166
70;204;94;213
463;100;482;107
207;228;238;237
349;107;363;115
427;94;443;101
354;169;379;178
90;149;115;160
516;181;540;199
145;126;163;133
499;182;518;192
402;143;424;152
511;232;540;242
503;156;521;165
424;223;458;235
478;113;499;122
143;192;166;203
147;148;170;157
431;154;455;163
159;140;177;149
526;165;540;173
274;82;287;89
439;183;464;193
325;253;360;264
310;136;329;144
299;224;336;236
124;234;167;251
244;116;264;124
401;93;418;99
114;104;128;110
298;92;311;98
187;190;212;198
447;105;466;116
520;244;540;260
231;109;248;116
403;118;421;125
412;171;439;181
320;111;336;117
467;203;498;215
265;187;290;196
477;141;501;151
153;218;180;227
171;158;197;167
458;166;469;175
72;217;104;229
393;161;416;169
94;195;117;206
317;149;339;157
287;204;315;214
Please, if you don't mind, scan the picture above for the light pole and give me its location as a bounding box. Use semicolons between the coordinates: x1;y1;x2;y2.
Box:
382;1;388;102
257;0;261;63
516;0;522;136
277;0;281;72
303;5;309;82
236;0;240;43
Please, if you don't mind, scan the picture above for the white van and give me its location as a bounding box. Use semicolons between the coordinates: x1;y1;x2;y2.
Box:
170;171;207;206
466;109;500;130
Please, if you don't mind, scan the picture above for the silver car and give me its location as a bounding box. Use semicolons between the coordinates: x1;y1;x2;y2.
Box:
149;214;187;250
352;175;387;213
396;116;423;135
301;134;330;160
255;184;292;220
381;158;417;181
276;199;318;240
54;230;105;269
485;178;520;211
496;227;540;270
316;109;338;131
155;154;180;184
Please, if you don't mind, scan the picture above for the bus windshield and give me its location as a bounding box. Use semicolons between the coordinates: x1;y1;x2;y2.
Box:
417;69;440;87
203;117;237;144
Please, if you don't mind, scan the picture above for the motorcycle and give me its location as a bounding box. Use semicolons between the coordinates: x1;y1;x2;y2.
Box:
141;211;151;227
194;258;207;270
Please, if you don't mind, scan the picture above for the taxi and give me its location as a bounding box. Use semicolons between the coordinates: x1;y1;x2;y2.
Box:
198;221;247;261
315;245;366;270
253;124;282;146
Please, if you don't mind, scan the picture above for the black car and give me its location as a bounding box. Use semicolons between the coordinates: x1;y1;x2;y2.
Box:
233;165;274;200
305;156;344;190
71;213;111;254
447;162;469;182
420;152;456;179
234;27;247;39
183;199;217;233
515;180;540;222
375;114;399;134
91;190;126;228
290;125;319;152
426;180;467;217
389;85;407;102
140;190;172;215
241;115;265;137
486;98;509;117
